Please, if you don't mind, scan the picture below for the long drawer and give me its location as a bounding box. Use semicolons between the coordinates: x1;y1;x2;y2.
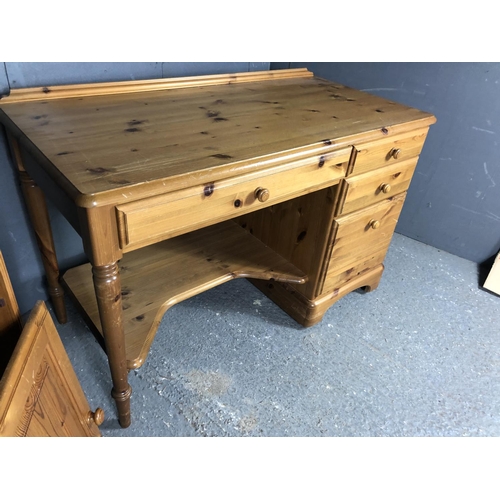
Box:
321;193;406;294
116;148;351;251
350;128;428;176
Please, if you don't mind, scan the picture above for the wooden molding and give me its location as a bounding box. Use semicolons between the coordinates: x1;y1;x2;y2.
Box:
0;68;314;103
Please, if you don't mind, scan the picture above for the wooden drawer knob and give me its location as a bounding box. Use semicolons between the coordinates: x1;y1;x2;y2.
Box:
390;148;401;159
88;407;105;426
380;183;391;193
255;187;270;203
369;219;380;230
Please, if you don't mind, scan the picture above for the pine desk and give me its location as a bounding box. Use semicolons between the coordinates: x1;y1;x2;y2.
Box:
0;69;435;427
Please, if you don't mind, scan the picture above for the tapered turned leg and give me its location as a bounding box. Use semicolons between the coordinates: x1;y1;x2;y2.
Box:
7;133;67;324
18;170;68;324
92;263;131;428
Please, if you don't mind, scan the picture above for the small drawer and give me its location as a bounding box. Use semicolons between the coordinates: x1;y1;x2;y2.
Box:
116;148;351;251
350;128;428;176
338;157;418;215
320;193;406;294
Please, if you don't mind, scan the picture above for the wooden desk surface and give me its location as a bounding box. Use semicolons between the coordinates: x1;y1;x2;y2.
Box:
0;69;435;207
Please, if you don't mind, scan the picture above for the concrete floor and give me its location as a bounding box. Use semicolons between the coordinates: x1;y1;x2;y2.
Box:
51;232;500;437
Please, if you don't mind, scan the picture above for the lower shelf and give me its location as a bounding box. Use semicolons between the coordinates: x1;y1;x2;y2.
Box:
62;220;307;369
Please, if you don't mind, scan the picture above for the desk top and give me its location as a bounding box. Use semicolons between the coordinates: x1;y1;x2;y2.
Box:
0;68;435;207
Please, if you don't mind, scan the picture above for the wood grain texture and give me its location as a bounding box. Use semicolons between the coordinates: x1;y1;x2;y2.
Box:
338;156;418;215
78;205;123;266
0;251;22;338
0;69;313;102
350;128;429;176
116;150;349;251
0;301;101;437
91;261;130;428
249;264;385;327
0;71;435;208
1;69;437;427
236;185;340;300
62;220;308;369
7;133;67;323
0;252;22;377
321;193;406;294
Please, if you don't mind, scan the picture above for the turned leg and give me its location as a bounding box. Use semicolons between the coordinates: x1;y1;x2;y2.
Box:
9;136;67;324
18;172;67;323
92;263;131;428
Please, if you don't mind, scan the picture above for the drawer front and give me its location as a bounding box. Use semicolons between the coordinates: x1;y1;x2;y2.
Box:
321;193;406;294
116;149;351;251
339;157;418;215
351;128;428;176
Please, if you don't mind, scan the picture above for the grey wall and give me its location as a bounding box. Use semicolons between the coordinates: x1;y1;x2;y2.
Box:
0;62;269;313
0;63;8;94
273;62;500;266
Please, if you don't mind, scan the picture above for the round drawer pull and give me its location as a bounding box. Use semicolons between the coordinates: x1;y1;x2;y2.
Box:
390;148;401;159
88;407;105;426
380;183;391;193
369;219;380;230
255;187;270;203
